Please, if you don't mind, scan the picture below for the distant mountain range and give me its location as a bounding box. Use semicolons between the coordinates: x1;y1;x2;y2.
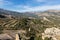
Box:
0;8;38;19
0;8;60;18
0;8;60;25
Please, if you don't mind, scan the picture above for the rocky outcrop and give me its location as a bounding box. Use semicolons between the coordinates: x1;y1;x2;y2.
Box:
42;27;60;40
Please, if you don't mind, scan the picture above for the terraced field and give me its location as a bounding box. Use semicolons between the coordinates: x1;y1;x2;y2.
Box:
0;18;20;30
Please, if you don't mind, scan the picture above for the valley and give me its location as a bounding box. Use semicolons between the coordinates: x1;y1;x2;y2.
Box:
0;9;60;40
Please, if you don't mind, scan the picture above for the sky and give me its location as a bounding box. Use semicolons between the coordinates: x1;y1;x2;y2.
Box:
0;0;60;12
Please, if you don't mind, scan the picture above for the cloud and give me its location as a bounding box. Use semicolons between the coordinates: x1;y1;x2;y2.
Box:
0;0;13;6
35;0;60;5
14;5;60;12
0;0;60;12
15;5;32;10
35;0;46;2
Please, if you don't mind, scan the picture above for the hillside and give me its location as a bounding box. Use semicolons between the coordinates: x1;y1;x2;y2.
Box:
0;9;60;40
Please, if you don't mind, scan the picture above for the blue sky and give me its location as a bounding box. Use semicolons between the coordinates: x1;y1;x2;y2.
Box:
0;0;60;12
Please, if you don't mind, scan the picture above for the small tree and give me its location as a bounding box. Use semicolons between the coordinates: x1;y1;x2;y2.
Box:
44;37;52;40
38;36;43;40
0;25;3;34
35;35;43;40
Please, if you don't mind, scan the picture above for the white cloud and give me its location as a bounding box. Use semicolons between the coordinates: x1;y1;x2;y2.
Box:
34;0;48;3
0;0;13;6
14;5;60;12
36;0;46;2
35;0;58;5
0;0;4;5
15;5;31;9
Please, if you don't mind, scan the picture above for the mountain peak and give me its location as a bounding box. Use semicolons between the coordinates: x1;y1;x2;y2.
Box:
47;10;60;12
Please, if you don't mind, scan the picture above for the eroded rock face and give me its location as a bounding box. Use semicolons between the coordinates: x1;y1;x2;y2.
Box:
42;27;60;40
